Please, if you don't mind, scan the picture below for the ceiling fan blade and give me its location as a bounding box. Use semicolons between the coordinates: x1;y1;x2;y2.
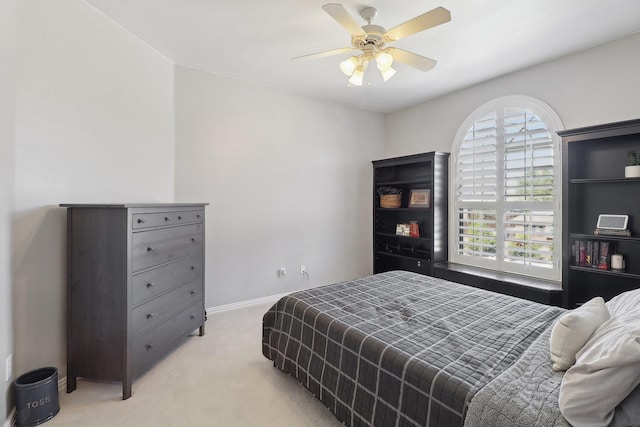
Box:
322;3;366;37
386;48;437;72
292;47;354;61
383;7;451;42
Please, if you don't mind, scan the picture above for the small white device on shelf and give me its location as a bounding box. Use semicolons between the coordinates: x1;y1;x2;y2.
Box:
596;214;628;230
594;214;631;237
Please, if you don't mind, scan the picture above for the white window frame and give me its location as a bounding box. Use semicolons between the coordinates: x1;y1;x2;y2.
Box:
449;95;564;281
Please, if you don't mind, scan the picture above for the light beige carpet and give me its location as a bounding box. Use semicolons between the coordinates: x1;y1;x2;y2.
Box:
46;301;342;426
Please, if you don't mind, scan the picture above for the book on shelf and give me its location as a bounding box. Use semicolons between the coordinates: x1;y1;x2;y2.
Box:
598;242;611;270
573;239;615;270
594;228;631;237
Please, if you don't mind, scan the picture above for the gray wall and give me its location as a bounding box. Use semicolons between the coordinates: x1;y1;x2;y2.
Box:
173;66;385;307
385;32;640;157
12;0;175;396
1;0;17;421
8;2;384;417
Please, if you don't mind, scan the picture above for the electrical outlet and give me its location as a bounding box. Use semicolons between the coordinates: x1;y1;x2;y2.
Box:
5;354;12;382
278;267;286;277
300;265;306;275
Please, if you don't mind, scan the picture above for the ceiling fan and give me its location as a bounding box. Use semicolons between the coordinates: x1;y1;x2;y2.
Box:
294;4;451;86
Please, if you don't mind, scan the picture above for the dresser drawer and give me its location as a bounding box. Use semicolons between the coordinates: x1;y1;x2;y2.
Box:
132;302;204;375
132;212;174;230
132;223;204;272
132;254;202;306
132;278;203;339
174;209;204;225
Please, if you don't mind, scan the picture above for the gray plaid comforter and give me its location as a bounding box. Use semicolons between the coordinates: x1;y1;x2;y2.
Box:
262;270;564;427
463;325;570;427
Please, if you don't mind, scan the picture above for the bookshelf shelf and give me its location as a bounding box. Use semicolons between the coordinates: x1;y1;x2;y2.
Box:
570;233;640;243
569;177;640;184
569;265;640;279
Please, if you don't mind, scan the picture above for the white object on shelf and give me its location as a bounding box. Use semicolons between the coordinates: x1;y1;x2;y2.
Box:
611;254;625;270
625;165;640;178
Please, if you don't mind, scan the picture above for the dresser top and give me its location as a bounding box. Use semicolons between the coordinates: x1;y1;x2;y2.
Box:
59;203;208;208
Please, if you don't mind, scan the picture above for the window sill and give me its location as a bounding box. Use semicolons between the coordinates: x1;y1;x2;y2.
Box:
433;262;563;306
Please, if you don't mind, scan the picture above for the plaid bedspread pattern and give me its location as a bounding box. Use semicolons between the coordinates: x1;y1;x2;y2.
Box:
262;271;563;427
463;326;570;427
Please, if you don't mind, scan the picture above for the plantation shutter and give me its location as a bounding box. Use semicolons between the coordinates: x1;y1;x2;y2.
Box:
503;108;554;203
457;111;497;203
452;98;561;281
456;111;498;263
502;108;555;270
457;208;497;261
503;209;554;269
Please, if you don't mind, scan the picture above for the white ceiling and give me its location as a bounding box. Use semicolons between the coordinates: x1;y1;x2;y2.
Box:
85;0;640;114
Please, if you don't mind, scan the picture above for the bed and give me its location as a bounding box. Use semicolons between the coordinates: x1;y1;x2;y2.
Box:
262;270;640;427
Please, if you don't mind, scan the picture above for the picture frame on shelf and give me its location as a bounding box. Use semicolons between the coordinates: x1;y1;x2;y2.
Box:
408;189;430;208
396;223;411;236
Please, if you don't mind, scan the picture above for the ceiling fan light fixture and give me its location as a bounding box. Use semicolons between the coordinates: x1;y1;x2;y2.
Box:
300;4;451;88
375;51;394;71
380;66;397;82
339;56;359;76
348;65;365;86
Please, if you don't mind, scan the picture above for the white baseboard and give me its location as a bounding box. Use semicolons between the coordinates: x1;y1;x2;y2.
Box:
2;296;280;427
206;291;291;314
4;409;14;427
2;295;285;427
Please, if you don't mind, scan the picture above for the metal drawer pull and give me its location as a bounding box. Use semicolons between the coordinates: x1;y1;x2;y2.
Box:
146;282;154;288
197;214;201;218
147;247;153;252
191;238;196;243
164;216;170;222
137;218;145;224
190;266;196;271
190;315;196;320
178;216;183;220
146;313;154;319
146;344;153;351
190;291;196;296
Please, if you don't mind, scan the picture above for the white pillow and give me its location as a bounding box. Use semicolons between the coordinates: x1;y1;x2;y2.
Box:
606;288;640;317
559;311;640;427
549;297;610;371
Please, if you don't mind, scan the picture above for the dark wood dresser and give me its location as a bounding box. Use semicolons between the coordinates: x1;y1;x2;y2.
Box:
60;203;208;399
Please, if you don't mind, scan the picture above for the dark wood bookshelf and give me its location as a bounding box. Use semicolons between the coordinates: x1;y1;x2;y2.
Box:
372;152;449;276
559;118;640;308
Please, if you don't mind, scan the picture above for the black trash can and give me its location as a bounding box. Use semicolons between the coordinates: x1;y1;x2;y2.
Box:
14;367;60;427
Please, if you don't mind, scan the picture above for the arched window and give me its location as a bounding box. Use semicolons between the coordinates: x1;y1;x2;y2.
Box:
450;96;563;281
